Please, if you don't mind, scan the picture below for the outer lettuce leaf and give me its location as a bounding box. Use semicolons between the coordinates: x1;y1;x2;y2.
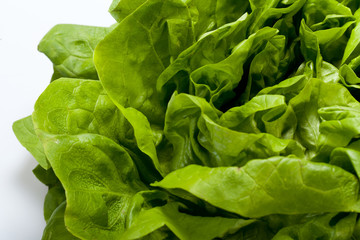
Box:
185;0;250;38
33;165;66;222
201;0;250;30
38;24;110;81
109;0;146;22
31;79;172;238
32;78;161;182
109;0;250;38
95;0;195;124
153;156;359;218
38;132;147;239
13;116;49;169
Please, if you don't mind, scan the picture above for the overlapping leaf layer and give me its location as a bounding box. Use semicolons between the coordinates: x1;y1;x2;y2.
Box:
13;0;360;239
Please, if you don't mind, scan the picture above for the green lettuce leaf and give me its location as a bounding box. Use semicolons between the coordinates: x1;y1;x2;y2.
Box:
95;0;195;124
38;24;110;81
13;116;49;169
153;156;359;218
41;202;79;240
272;212;357;240
33;165;65;222
122;202;254;240
32;78;161;182
14;1;360;239
38;132;147;239
161;93;304;174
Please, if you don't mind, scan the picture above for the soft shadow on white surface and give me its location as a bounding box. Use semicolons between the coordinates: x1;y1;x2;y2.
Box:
13;156;47;240
16;156;47;205
0;148;47;240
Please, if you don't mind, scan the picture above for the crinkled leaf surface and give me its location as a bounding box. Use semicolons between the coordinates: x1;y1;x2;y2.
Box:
39;132;147;239
14;0;360;239
32;78;161;182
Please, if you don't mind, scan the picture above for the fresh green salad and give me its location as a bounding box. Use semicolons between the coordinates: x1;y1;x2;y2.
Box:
13;0;360;239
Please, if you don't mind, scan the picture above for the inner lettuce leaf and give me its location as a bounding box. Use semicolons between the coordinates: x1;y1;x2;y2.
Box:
161;93;304;174
13;0;360;239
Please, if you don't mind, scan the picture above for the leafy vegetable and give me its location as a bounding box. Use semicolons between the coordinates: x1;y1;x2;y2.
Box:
13;0;360;239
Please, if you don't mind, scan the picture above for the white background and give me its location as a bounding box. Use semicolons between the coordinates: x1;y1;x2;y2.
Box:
0;1;114;239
